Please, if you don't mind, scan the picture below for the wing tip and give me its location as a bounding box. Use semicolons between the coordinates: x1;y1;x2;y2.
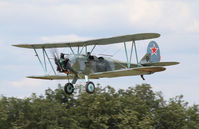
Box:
12;44;18;47
175;62;180;64
12;44;31;49
150;33;161;38
166;61;180;66
27;76;40;79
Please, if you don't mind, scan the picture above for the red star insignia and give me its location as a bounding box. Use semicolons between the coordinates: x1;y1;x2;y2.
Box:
150;44;158;55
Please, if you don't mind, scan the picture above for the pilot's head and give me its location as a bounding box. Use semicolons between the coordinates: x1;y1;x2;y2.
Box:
60;53;64;58
87;52;91;56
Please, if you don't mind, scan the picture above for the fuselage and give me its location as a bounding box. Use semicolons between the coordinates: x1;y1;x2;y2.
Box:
66;54;131;75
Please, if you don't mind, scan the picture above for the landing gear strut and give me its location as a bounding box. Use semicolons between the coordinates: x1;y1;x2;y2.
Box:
141;75;145;80
64;83;74;94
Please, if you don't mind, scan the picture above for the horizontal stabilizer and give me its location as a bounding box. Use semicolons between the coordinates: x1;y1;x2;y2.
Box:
142;62;179;66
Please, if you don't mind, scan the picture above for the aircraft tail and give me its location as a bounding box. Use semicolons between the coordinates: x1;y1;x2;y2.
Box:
140;41;160;64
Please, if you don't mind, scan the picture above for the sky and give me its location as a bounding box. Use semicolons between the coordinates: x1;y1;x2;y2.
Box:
0;0;199;104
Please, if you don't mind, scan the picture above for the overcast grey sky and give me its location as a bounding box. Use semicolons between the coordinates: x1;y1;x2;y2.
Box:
0;0;199;104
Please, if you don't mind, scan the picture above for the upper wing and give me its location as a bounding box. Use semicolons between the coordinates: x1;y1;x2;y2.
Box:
12;33;160;49
27;66;165;80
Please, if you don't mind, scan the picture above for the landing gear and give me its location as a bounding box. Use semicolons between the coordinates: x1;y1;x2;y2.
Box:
64;83;74;94
85;81;95;93
63;75;95;94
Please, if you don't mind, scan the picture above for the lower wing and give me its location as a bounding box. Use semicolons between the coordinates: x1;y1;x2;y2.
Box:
27;66;165;80
89;66;165;79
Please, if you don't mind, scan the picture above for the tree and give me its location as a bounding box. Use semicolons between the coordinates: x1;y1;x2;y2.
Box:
0;84;198;129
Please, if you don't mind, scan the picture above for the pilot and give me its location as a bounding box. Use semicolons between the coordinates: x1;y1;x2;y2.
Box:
87;52;91;57
86;52;93;59
59;53;69;71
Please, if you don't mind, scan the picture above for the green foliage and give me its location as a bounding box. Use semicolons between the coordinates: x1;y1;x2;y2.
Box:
0;84;199;129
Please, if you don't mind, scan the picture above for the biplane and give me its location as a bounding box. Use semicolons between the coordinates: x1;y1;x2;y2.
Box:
13;33;179;94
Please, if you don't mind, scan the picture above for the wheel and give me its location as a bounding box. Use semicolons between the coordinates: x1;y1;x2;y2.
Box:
85;81;95;93
64;83;74;94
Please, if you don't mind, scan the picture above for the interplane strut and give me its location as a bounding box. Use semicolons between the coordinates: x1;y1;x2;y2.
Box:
123;40;139;68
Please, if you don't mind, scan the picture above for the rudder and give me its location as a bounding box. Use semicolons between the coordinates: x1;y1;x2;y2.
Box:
147;41;160;63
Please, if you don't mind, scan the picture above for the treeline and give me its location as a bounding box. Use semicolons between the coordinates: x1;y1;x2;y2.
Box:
0;84;199;129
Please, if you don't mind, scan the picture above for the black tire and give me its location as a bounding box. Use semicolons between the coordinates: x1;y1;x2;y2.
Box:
85;81;95;94
64;83;74;94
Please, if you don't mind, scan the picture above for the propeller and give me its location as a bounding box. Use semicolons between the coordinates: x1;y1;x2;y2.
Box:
50;48;77;75
50;48;59;60
50;48;62;72
50;49;78;84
